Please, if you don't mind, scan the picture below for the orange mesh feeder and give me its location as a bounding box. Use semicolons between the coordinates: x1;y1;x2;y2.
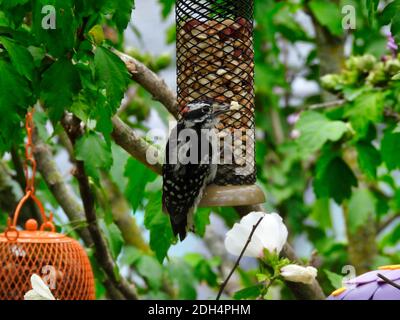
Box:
0;110;95;300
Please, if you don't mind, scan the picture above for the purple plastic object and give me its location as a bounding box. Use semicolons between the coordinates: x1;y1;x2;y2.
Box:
327;268;400;300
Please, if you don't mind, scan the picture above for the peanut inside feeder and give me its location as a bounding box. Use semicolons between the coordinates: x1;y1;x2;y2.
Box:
176;0;264;206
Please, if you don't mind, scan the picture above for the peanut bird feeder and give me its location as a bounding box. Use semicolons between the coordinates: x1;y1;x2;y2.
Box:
176;0;265;206
0;110;95;300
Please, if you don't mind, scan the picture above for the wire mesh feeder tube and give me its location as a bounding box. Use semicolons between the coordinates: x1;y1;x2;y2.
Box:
176;0;264;206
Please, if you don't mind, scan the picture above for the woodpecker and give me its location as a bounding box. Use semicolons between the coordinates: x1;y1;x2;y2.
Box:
162;100;231;240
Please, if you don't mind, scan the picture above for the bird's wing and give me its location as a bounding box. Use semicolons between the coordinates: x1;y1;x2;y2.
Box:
162;123;211;240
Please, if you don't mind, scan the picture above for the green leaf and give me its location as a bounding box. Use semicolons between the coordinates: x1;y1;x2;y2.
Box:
392;72;400;81
391;9;400;42
345;91;384;137
75;132;113;182
347;188;376;234
1;0;30;9
324;270;343;289
167;260;197;299
381;128;400;170
0;36;34;80
136;255;163;290
314;152;357;204
110;143;129;191
33;110;50;142
113;0;135;31
193;208;211;237
32;0;77;57
119;246;141;266
356;142;381;179
88;25;105;45
166;23;176;44
233;284;263;300
295;111;348;157
216;207;240;228
124;158;157;213
144;191;174;263
309;0;343;36
184;253;218;287
380;224;400;247
95;100;114;139
273;4;309;42
0;60;31;152
94;46;130;111
100;221;124;259
364;0;379;27
379;0;398;25
41;59;81;121
158;0;174;19
0;11;11;27
256;273;269;282
310;198;331;229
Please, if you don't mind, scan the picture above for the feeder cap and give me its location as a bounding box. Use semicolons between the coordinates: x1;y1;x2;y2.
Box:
25;219;38;231
0;229;70;243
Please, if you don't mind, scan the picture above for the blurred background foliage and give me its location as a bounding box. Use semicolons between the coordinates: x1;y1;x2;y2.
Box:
0;0;400;299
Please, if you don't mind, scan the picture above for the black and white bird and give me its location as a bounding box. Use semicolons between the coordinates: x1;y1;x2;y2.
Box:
162;100;231;240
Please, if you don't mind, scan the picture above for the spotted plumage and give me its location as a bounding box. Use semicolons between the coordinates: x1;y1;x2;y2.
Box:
162;100;230;240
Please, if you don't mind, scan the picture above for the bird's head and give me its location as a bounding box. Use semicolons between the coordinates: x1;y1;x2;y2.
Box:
181;100;231;126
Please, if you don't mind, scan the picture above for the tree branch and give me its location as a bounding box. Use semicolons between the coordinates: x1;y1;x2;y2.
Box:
308;99;345;110
216;217;263;300
32;129;93;246
111;116;162;175
378;214;400;233
113;50;178;119
62;114;138;300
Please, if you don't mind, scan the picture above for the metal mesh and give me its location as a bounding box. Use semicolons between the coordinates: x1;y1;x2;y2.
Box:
176;0;256;185
0;236;95;300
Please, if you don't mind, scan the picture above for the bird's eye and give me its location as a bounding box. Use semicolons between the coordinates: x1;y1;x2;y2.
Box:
203;106;211;113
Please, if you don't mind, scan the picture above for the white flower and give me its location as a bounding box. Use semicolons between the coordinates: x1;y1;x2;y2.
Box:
280;264;318;284
24;274;56;300
290;129;301;139
224;211;288;258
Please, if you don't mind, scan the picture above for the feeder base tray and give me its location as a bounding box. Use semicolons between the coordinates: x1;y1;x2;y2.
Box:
199;184;265;207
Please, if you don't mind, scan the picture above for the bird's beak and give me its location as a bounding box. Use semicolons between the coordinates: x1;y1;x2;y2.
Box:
212;104;232;116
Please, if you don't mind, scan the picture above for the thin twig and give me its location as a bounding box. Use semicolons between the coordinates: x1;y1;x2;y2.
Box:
216;217;264;300
377;273;400;291
378;214;400;233
384;109;400;121
309;99;345;110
